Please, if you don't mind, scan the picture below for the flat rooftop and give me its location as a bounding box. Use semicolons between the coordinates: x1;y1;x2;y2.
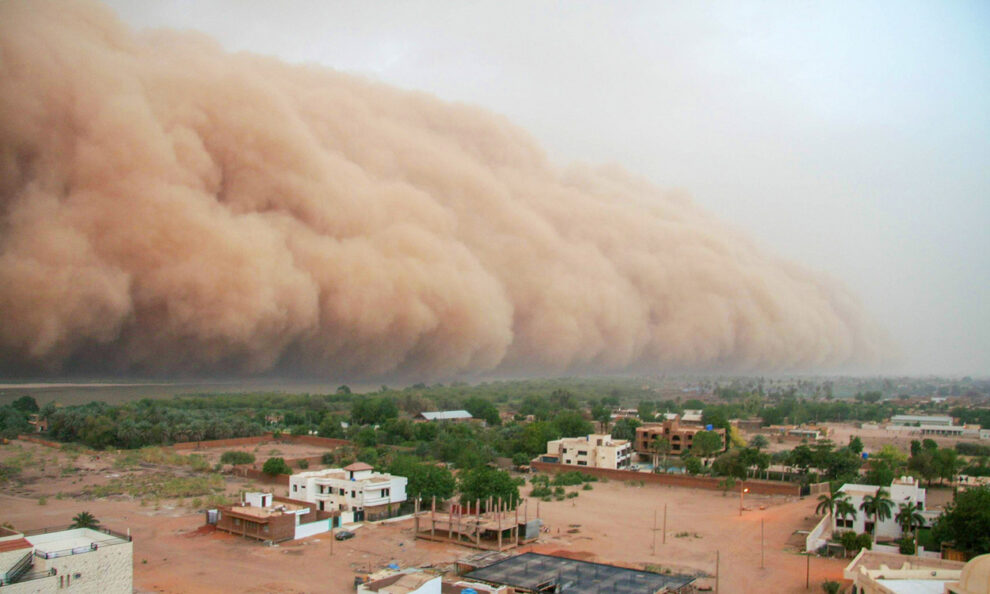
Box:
465;552;695;594
229;502;307;519
26;528;129;555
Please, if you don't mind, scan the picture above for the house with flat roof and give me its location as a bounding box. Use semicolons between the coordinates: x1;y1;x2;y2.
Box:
0;525;132;593
214;492;338;543
843;549;966;594
834;476;938;540
289;464;407;522
541;434;632;469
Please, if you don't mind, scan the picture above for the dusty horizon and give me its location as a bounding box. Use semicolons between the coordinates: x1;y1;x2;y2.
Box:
0;1;893;380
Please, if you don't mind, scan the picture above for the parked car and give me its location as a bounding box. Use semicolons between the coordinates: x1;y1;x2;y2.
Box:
335;530;355;541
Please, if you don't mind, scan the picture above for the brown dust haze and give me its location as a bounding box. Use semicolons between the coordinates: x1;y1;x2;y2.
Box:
0;1;886;379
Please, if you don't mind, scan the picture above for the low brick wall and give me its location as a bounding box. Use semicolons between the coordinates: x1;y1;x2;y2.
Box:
530;461;800;496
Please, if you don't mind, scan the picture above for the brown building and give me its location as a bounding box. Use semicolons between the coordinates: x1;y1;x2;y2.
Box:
215;493;337;543
635;419;726;457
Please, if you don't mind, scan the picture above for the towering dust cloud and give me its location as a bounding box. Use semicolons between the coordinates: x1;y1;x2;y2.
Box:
0;1;885;378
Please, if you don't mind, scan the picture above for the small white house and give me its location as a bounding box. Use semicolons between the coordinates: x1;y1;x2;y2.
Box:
289;463;407;522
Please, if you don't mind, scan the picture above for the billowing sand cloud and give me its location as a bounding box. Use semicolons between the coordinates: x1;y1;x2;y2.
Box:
0;1;886;378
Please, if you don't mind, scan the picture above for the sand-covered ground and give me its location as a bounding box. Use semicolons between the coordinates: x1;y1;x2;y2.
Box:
1;439;848;593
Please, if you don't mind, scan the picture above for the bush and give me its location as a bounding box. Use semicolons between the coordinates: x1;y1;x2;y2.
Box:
551;471;596;486
822;580;841;594
297;459;309;469
898;536;916;555
262;457;292;476
220;451;255;465
321;451;336;465
530;485;552;498
582;483;593;491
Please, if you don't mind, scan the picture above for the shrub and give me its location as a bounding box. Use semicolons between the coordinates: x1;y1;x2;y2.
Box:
898;536;916;555
565;491;579;499
530;485;552;498
582;483;593;491
38;496;47;506
220;451;255;465
551;471;596;486
822;580;841;594
297;459;309;469
262;457;292;476
321;452;335;465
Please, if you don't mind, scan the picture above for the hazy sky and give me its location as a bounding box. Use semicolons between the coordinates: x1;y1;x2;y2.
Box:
103;0;989;375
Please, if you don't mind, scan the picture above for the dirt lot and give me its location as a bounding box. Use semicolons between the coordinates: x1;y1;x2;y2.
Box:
1;439;847;593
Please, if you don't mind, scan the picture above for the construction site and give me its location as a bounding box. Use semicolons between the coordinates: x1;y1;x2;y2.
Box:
414;496;543;551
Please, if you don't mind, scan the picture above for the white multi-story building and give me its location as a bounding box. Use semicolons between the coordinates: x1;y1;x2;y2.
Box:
0;526;132;593
289;463;407;522
834;476;938;539
542;434;632;469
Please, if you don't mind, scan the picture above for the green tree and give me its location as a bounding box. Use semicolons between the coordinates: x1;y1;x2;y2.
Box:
11;396;39;414
835;499;856;531
816;489;850;517
262;457;292;476
464;397;501;426
931;486;990;556
712;449;748;481
895;503;924;537
388;456;455;502
848;436;864;455
691;431;723;458
859;488;894;542
651;437;672;473
591;404;612;433
683;456;703;475
750;434;769;451
637;401;655;422
70;511;99;529
610;418;641;441
552;410;593;438
458;466;519;507
822;580;841;594
220;451;255;465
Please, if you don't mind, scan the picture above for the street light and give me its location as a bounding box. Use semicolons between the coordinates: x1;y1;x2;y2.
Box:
739;486;749;516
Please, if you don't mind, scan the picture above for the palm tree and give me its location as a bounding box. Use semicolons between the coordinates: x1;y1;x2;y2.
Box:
651;437;672;473
815;489;849;517
70;511;99;529
834;499;856;532
895;503;925;537
859;487;894;543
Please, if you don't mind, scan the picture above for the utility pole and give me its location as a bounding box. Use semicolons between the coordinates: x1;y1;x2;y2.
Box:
652;508;657;556
662;503;667;544
760;518;765;569
715;550;720;594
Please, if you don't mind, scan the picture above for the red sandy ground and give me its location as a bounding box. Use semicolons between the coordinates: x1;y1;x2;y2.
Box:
1;439;848;593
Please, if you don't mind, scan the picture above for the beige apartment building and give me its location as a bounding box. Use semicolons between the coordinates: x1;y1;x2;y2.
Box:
542;434;632;469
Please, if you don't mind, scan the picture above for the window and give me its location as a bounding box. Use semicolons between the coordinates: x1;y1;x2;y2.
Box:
292;485;298;492
263;525;269;533
577;450;588;456
234;518;241;526
382;488;390;497
577;461;587;466
351;491;356;498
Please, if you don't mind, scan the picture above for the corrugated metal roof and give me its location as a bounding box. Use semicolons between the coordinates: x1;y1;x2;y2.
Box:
419;410;473;420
